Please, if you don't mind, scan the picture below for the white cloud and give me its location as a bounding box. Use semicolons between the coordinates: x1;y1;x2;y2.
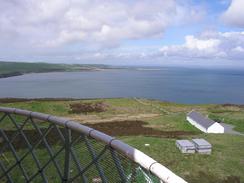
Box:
0;0;204;50
159;31;244;59
232;46;244;52
25;31;244;63
222;0;244;27
184;35;220;50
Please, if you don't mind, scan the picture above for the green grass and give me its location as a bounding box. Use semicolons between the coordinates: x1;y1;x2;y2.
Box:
1;98;244;183
146;114;200;132
209;113;244;133
1;98;244;132
206;104;244;132
121;135;244;183
3;100;70;116
0;98;158;119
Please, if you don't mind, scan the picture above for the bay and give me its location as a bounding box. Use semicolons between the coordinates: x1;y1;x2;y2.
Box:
0;67;244;104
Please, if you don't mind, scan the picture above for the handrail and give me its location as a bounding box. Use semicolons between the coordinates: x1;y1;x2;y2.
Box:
0;107;187;183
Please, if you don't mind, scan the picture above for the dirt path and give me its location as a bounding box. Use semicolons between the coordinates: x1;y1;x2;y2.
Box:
220;123;244;136
133;98;170;114
70;113;161;124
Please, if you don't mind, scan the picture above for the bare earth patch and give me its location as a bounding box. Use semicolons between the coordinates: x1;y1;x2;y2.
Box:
70;113;160;123
85;120;196;137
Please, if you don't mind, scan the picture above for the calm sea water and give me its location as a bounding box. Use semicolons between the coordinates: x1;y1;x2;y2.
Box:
1;67;244;104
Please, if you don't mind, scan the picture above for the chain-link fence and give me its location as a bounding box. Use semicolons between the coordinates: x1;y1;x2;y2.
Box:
0;107;187;183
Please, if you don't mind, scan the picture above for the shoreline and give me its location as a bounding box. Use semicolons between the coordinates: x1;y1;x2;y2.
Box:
0;72;23;78
0;69;102;79
0;97;244;106
0;68;125;79
0;61;119;79
0;97;131;103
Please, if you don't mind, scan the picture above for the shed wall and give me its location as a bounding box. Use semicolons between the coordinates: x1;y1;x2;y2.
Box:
186;117;207;133
207;123;224;133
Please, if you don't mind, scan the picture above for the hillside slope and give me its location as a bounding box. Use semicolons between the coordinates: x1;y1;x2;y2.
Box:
0;61;110;78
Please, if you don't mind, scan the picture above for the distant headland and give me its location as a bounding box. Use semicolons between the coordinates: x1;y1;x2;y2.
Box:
0;61;117;78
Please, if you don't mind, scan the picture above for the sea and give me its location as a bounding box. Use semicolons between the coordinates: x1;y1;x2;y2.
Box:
1;67;244;104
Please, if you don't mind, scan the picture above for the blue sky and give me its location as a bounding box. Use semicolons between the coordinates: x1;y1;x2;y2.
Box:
0;0;243;68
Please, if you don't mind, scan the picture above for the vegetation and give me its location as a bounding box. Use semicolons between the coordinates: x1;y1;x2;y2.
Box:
70;101;109;114
0;61;112;78
0;98;244;183
122;135;244;183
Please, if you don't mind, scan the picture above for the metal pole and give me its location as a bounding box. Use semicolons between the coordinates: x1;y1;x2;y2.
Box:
63;128;71;183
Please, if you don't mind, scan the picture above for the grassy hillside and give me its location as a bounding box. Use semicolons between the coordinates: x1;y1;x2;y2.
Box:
0;98;243;183
0;61;110;78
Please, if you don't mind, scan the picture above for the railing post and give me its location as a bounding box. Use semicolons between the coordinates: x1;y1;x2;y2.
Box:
63;128;71;183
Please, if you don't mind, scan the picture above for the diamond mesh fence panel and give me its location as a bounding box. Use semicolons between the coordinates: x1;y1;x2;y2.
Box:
0;110;163;183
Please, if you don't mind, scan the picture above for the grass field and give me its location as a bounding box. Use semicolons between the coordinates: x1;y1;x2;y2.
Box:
0;98;244;183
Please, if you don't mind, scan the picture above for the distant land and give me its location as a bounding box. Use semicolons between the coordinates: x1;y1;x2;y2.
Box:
0;61;117;78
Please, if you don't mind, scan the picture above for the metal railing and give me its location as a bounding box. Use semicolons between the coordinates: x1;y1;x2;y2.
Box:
0;107;187;183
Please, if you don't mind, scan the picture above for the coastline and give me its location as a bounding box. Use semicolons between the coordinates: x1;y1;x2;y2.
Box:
0;97;136;103
0;61;117;79
0;72;23;78
0;68;102;79
0;97;244;106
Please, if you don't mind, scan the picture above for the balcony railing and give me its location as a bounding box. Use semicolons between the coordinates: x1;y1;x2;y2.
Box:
0;107;186;183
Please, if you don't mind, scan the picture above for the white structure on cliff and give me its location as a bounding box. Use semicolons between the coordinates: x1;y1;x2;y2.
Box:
187;111;224;133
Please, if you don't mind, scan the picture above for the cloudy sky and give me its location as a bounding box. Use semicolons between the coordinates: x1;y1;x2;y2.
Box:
0;0;244;67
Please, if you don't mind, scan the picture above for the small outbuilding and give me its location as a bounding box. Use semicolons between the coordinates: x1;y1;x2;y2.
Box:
187;111;224;133
176;140;195;153
192;138;212;154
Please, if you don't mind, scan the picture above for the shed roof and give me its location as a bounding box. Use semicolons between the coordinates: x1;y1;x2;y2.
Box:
176;140;195;148
187;111;215;129
192;138;212;148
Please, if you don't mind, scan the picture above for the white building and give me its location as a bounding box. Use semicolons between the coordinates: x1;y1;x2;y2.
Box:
187;111;224;133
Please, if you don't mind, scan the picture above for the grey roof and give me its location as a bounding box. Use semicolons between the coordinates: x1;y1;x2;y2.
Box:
192;139;212;148
187;111;215;129
176;140;195;147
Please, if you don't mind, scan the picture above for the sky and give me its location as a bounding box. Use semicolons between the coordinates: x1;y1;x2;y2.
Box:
0;0;244;68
